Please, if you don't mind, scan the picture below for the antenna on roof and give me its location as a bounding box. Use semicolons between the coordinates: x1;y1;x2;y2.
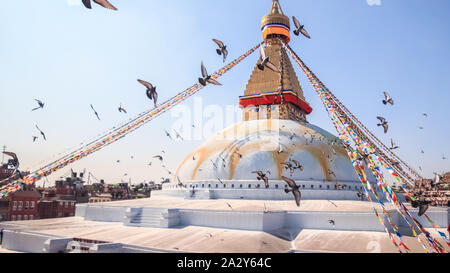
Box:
1;145;6;164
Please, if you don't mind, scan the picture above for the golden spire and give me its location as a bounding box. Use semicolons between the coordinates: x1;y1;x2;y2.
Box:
271;0;281;14
261;0;291;42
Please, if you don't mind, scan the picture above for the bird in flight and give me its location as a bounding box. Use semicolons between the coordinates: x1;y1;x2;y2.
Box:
31;99;44;111
198;62;222;86
292;16;311;39
257;46;280;73
90;104;100;120
173;129;184;141
153;155;163;161
422;113;428;118
389;139;399;150
32;136;38;142
281;176;301;207
118;103;127;114
376;116;389;134
356;189;365;201
35;125;46;141
137;79;158;108
443;155;447;160
382;92;394;105
328;220;336;227
291;159;304;171
252;171;269;188
82;0;117;10
226;202;233;210
164;130;173;140
212;39;228;63
177;176;184;187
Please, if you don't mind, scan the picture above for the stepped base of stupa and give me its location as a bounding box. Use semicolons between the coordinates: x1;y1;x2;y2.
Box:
0;197;448;253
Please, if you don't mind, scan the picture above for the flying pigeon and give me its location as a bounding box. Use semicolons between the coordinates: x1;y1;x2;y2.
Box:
291;159;304;171
198;62;222;86
35;125;47;141
90;104;101;120
31;99;44;111
212;39;228;62
257;46;280;73
137;79;158;108
226;202;233;210
153;155;163;161
32;136;38;142
432;173;443;187
173;129;184;141
422;113;428;117
164;130;173;140
292;16;311;39
177;176;184;187
357;189;365;201
328;220;336;227
389;139;399;150
82;0;117;10
418;204;429;217
376;116;389;134
118;103;127;114
252;171;269;188
382;92;394;105
281;176;301;207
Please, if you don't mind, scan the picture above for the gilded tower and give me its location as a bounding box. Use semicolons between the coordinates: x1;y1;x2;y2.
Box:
239;0;312;122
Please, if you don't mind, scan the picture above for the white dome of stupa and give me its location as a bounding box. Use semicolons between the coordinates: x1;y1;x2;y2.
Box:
174;119;373;184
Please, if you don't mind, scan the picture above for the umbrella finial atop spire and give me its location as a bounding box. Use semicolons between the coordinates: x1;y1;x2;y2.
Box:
271;0;284;15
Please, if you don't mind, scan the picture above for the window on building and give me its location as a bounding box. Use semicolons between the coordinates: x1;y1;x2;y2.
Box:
231;184;234;188
208;184;211;188
25;201;29;210
11;215;16;221
65;202;68;208
24;215;28;220
12;201;17;211
275;184;278;189
17;215;21;221
215;184;218;188
223;184;226;188
319;185;322;189
202;184;204;188
18;201;23;211
327;185;330;190
248;184;251;188
302;185;305;189
30;201;35;209
240;184;243;188
311;185;314;189
30;215;34;220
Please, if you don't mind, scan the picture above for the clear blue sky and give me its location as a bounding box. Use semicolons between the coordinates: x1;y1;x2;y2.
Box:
0;0;449;186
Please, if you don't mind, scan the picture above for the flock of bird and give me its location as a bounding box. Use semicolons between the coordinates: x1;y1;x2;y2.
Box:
27;1;380;215
376;92;447;169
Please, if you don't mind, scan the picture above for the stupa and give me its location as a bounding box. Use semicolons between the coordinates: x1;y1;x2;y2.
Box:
164;0;376;200
1;1;447;254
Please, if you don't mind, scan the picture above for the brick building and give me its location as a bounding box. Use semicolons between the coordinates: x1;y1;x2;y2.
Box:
38;190;76;219
1;186;41;221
